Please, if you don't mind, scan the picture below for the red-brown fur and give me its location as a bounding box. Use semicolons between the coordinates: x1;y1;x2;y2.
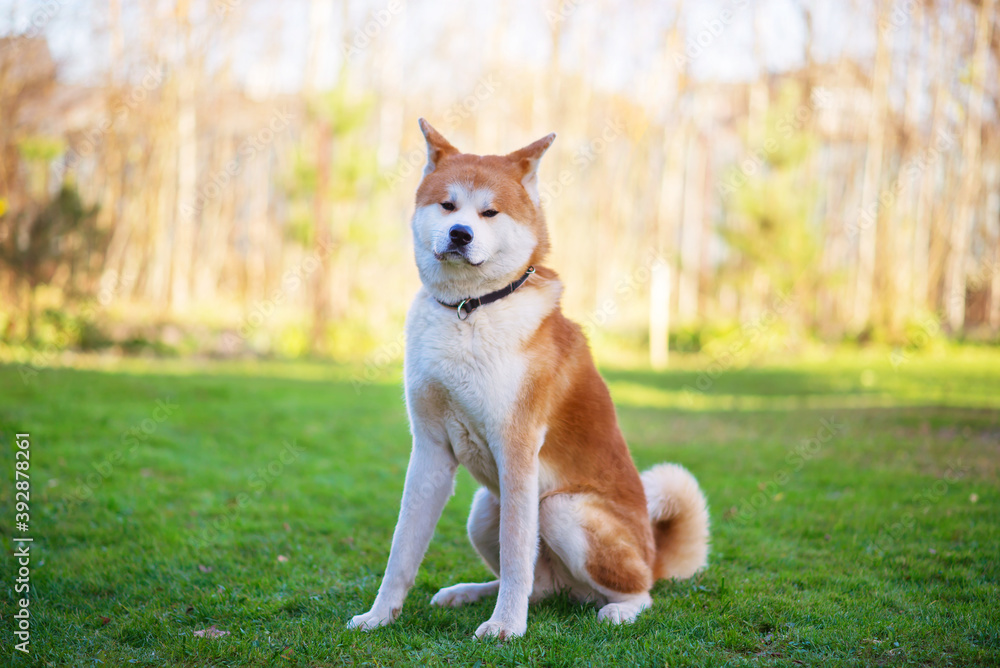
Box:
517;274;656;594
348;121;708;639
416;127;552;268
418;123;658;596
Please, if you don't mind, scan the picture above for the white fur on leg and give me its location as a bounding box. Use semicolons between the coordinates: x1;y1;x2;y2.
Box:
347;432;458;632
347;607;400;630
430;580;500;608
475;443;542;641
597;592;651;624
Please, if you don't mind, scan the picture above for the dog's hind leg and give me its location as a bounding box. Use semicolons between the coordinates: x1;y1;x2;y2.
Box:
430;580;500;607
539;493;655;624
431;486;565;607
466;487;501;574
431;487;594;609
431;487;500;608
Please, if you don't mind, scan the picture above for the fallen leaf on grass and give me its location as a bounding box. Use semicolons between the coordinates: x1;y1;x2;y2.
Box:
193;626;229;638
100;616;111;626
283;522;291;531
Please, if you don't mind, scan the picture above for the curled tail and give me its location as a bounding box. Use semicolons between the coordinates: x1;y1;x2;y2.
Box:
641;463;710;580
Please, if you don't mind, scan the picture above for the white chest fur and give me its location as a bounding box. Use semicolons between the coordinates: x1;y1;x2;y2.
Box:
403;282;559;492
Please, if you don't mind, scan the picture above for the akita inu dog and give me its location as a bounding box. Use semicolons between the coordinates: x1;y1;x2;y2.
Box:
348;120;710;640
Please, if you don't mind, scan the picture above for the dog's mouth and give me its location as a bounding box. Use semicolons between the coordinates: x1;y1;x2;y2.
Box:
434;248;484;267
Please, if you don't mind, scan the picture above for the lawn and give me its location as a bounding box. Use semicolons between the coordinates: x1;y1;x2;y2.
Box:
1;349;998;666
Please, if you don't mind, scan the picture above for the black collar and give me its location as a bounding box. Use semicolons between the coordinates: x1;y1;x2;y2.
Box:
436;266;536;320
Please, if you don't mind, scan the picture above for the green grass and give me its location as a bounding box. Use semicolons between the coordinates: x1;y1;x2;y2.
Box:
1;349;998;667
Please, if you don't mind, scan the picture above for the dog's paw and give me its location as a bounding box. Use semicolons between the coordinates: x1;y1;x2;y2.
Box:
347;607;400;631
474;618;526;641
430;582;498;608
597;603;629;624
597;595;650;625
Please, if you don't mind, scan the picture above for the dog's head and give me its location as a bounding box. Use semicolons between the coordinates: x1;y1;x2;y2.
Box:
410;119;555;302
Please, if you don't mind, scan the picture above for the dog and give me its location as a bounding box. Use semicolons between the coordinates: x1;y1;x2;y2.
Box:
348;119;710;640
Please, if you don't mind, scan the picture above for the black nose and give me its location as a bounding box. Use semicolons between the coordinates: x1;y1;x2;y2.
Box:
449;224;473;247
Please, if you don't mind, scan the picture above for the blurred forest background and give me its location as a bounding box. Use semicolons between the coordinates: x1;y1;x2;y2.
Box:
0;0;998;369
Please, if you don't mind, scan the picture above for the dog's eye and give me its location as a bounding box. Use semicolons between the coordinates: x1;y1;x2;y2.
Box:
440;202;455;211
481;209;499;218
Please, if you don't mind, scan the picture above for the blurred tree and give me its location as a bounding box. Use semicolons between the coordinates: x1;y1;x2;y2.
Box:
945;0;995;332
722;83;821;332
0;184;102;341
0;0;997;358
285;79;376;354
853;0;892;334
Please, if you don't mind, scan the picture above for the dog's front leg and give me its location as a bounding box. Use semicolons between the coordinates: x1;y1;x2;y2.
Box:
348;432;456;631
475;432;541;640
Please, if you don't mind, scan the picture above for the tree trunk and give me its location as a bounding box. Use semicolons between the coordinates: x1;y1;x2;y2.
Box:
891;1;924;332
677;126;704;324
171;1;196;313
944;0;994;331
914;18;944;314
853;2;892;332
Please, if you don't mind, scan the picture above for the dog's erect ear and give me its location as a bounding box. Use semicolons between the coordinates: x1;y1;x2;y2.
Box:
418;118;458;177
506;133;556;206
